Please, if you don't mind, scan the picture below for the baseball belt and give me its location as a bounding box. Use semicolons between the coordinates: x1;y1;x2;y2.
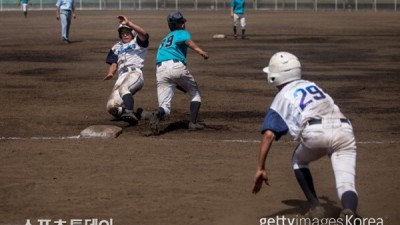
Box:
156;59;180;67
308;118;349;125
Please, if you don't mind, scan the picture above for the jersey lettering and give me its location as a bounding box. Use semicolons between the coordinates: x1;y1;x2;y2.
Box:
293;85;326;111
159;35;174;49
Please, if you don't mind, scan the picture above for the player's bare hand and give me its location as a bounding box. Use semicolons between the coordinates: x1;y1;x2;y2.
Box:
252;169;269;194
201;51;209;60
103;74;113;80
118;15;129;25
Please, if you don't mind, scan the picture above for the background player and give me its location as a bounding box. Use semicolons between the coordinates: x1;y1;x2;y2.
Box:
252;52;358;220
230;0;246;39
149;11;209;135
19;0;29;18
104;15;149;125
55;0;76;44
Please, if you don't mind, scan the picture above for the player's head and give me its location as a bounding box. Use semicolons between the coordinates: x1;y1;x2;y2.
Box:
167;11;186;31
118;24;136;40
263;52;301;87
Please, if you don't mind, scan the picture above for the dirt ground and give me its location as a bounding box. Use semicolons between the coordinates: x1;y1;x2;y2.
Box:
0;10;399;225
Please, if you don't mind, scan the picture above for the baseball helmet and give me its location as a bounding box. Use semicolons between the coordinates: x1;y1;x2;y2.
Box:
167;11;186;31
263;52;301;86
118;24;136;39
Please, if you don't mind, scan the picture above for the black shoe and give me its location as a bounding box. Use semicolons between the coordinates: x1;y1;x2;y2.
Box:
62;38;70;44
188;122;204;131
121;110;138;125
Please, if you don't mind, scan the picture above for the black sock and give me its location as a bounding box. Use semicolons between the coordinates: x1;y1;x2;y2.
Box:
122;94;134;111
233;26;237;35
189;101;201;124
341;191;358;213
294;168;319;207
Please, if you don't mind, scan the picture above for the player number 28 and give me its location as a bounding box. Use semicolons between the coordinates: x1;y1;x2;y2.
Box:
294;85;326;111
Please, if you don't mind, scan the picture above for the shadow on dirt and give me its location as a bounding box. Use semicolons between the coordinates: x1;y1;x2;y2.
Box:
263;196;342;219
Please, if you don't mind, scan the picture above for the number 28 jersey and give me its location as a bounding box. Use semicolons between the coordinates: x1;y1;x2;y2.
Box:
261;79;345;141
156;30;191;65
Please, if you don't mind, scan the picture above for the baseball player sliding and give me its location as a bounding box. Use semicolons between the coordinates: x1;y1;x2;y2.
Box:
149;11;209;135
104;15;149;125
253;52;358;221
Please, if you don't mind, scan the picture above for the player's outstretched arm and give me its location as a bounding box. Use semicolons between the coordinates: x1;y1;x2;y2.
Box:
104;63;117;80
118;15;148;42
186;40;209;60
252;130;275;194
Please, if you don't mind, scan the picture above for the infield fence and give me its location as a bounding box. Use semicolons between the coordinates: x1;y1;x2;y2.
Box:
1;0;398;11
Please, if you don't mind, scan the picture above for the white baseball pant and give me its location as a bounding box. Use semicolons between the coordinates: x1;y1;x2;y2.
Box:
233;13;246;29
106;68;144;117
156;60;201;117
292;118;357;200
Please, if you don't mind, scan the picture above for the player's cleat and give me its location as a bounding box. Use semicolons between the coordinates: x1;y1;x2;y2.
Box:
149;110;161;135
62;38;70;44
304;205;325;219
233;34;238;40
121;110;138;125
188;122;204;131
339;209;357;224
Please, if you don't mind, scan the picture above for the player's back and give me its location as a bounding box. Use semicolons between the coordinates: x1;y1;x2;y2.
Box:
285;79;344;121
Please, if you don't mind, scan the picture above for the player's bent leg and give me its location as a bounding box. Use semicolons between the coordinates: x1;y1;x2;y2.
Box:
106;91;123;119
189;101;204;131
292;144;325;218
240;18;246;39
120;94;138;125
331;148;358;215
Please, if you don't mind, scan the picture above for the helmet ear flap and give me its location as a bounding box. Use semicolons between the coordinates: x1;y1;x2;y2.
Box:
263;52;302;86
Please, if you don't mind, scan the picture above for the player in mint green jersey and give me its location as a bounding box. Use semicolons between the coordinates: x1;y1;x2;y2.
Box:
230;0;246;39
150;11;209;135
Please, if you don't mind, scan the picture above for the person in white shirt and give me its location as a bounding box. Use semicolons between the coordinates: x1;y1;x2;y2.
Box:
252;52;358;221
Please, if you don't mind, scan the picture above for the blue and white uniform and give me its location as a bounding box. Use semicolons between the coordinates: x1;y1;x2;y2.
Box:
261;79;357;200
105;36;149;117
155;29;201;117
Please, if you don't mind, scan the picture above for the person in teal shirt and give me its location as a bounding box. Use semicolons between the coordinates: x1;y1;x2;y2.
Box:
19;0;29;18
230;0;246;39
150;11;209;135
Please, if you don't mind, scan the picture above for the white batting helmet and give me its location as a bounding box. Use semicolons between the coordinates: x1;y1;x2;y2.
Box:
263;52;301;86
118;24;136;39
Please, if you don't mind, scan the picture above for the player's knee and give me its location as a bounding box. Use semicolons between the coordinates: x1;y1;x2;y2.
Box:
292;161;309;170
291;153;309;170
191;93;201;102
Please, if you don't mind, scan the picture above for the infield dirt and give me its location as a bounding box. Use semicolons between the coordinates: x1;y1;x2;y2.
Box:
0;10;399;225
